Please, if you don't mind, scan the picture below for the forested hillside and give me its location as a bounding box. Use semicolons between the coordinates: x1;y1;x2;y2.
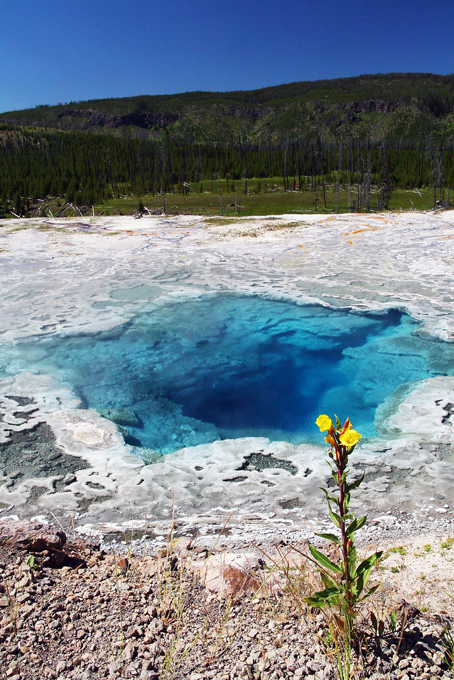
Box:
0;73;453;217
2;72;454;136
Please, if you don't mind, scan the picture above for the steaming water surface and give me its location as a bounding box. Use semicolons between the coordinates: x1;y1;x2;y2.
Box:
2;295;452;459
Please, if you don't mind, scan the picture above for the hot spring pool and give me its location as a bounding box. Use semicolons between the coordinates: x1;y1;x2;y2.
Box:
2;295;453;459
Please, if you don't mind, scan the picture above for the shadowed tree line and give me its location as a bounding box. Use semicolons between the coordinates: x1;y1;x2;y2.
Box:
0;124;453;217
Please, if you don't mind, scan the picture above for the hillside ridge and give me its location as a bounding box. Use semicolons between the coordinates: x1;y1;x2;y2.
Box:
2;72;454;137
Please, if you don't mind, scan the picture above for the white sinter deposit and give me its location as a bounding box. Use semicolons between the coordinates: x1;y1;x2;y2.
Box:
0;211;454;542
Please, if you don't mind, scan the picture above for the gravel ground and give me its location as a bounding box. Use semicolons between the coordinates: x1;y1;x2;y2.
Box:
1;537;453;680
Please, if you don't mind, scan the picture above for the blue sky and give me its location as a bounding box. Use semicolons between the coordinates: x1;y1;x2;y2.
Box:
1;0;454;113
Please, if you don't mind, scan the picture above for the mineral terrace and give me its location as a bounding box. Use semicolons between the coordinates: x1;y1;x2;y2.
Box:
0;211;454;548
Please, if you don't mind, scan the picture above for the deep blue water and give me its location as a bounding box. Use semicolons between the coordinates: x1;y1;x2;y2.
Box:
2;295;453;459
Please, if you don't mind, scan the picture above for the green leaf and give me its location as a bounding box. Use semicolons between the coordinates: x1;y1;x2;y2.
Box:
356;515;367;531
355;552;381;598
304;597;329;609
305;596;323;608
357;551;383;575
346;473;365;492
316;532;341;545
346;518;358;536
346;516;366;536
320;486;340;507
320;571;340;590
327;505;342;529
355;568;371;597
348;549;357;580
305;586;342;607
305;596;331;608
335;414;341;430
320;488;342;525
315;586;342;599
309;545;343;573
370;611;378;632
389;609;397;632
344;491;351;512
357;583;380;602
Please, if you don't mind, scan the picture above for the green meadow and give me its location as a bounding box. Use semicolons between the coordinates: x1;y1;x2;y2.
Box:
94;181;439;218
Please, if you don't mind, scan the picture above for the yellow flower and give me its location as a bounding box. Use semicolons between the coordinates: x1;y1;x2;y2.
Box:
315;414;333;432
325;434;336;445
339;428;362;448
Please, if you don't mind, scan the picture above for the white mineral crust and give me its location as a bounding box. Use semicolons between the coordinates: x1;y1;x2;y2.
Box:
0;211;454;537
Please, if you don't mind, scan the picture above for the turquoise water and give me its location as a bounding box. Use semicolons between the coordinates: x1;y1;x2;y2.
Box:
2;295;452;458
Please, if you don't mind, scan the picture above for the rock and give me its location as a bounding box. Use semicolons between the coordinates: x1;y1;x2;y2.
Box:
101;406;141;427
16;593;31;604
49;551;66;567
147;605;158;618
192;545;208;556
108;661;121;674
198;552;263;598
0;520;66;552
65;536;100;553
117;557;129;573
123;641;137;661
